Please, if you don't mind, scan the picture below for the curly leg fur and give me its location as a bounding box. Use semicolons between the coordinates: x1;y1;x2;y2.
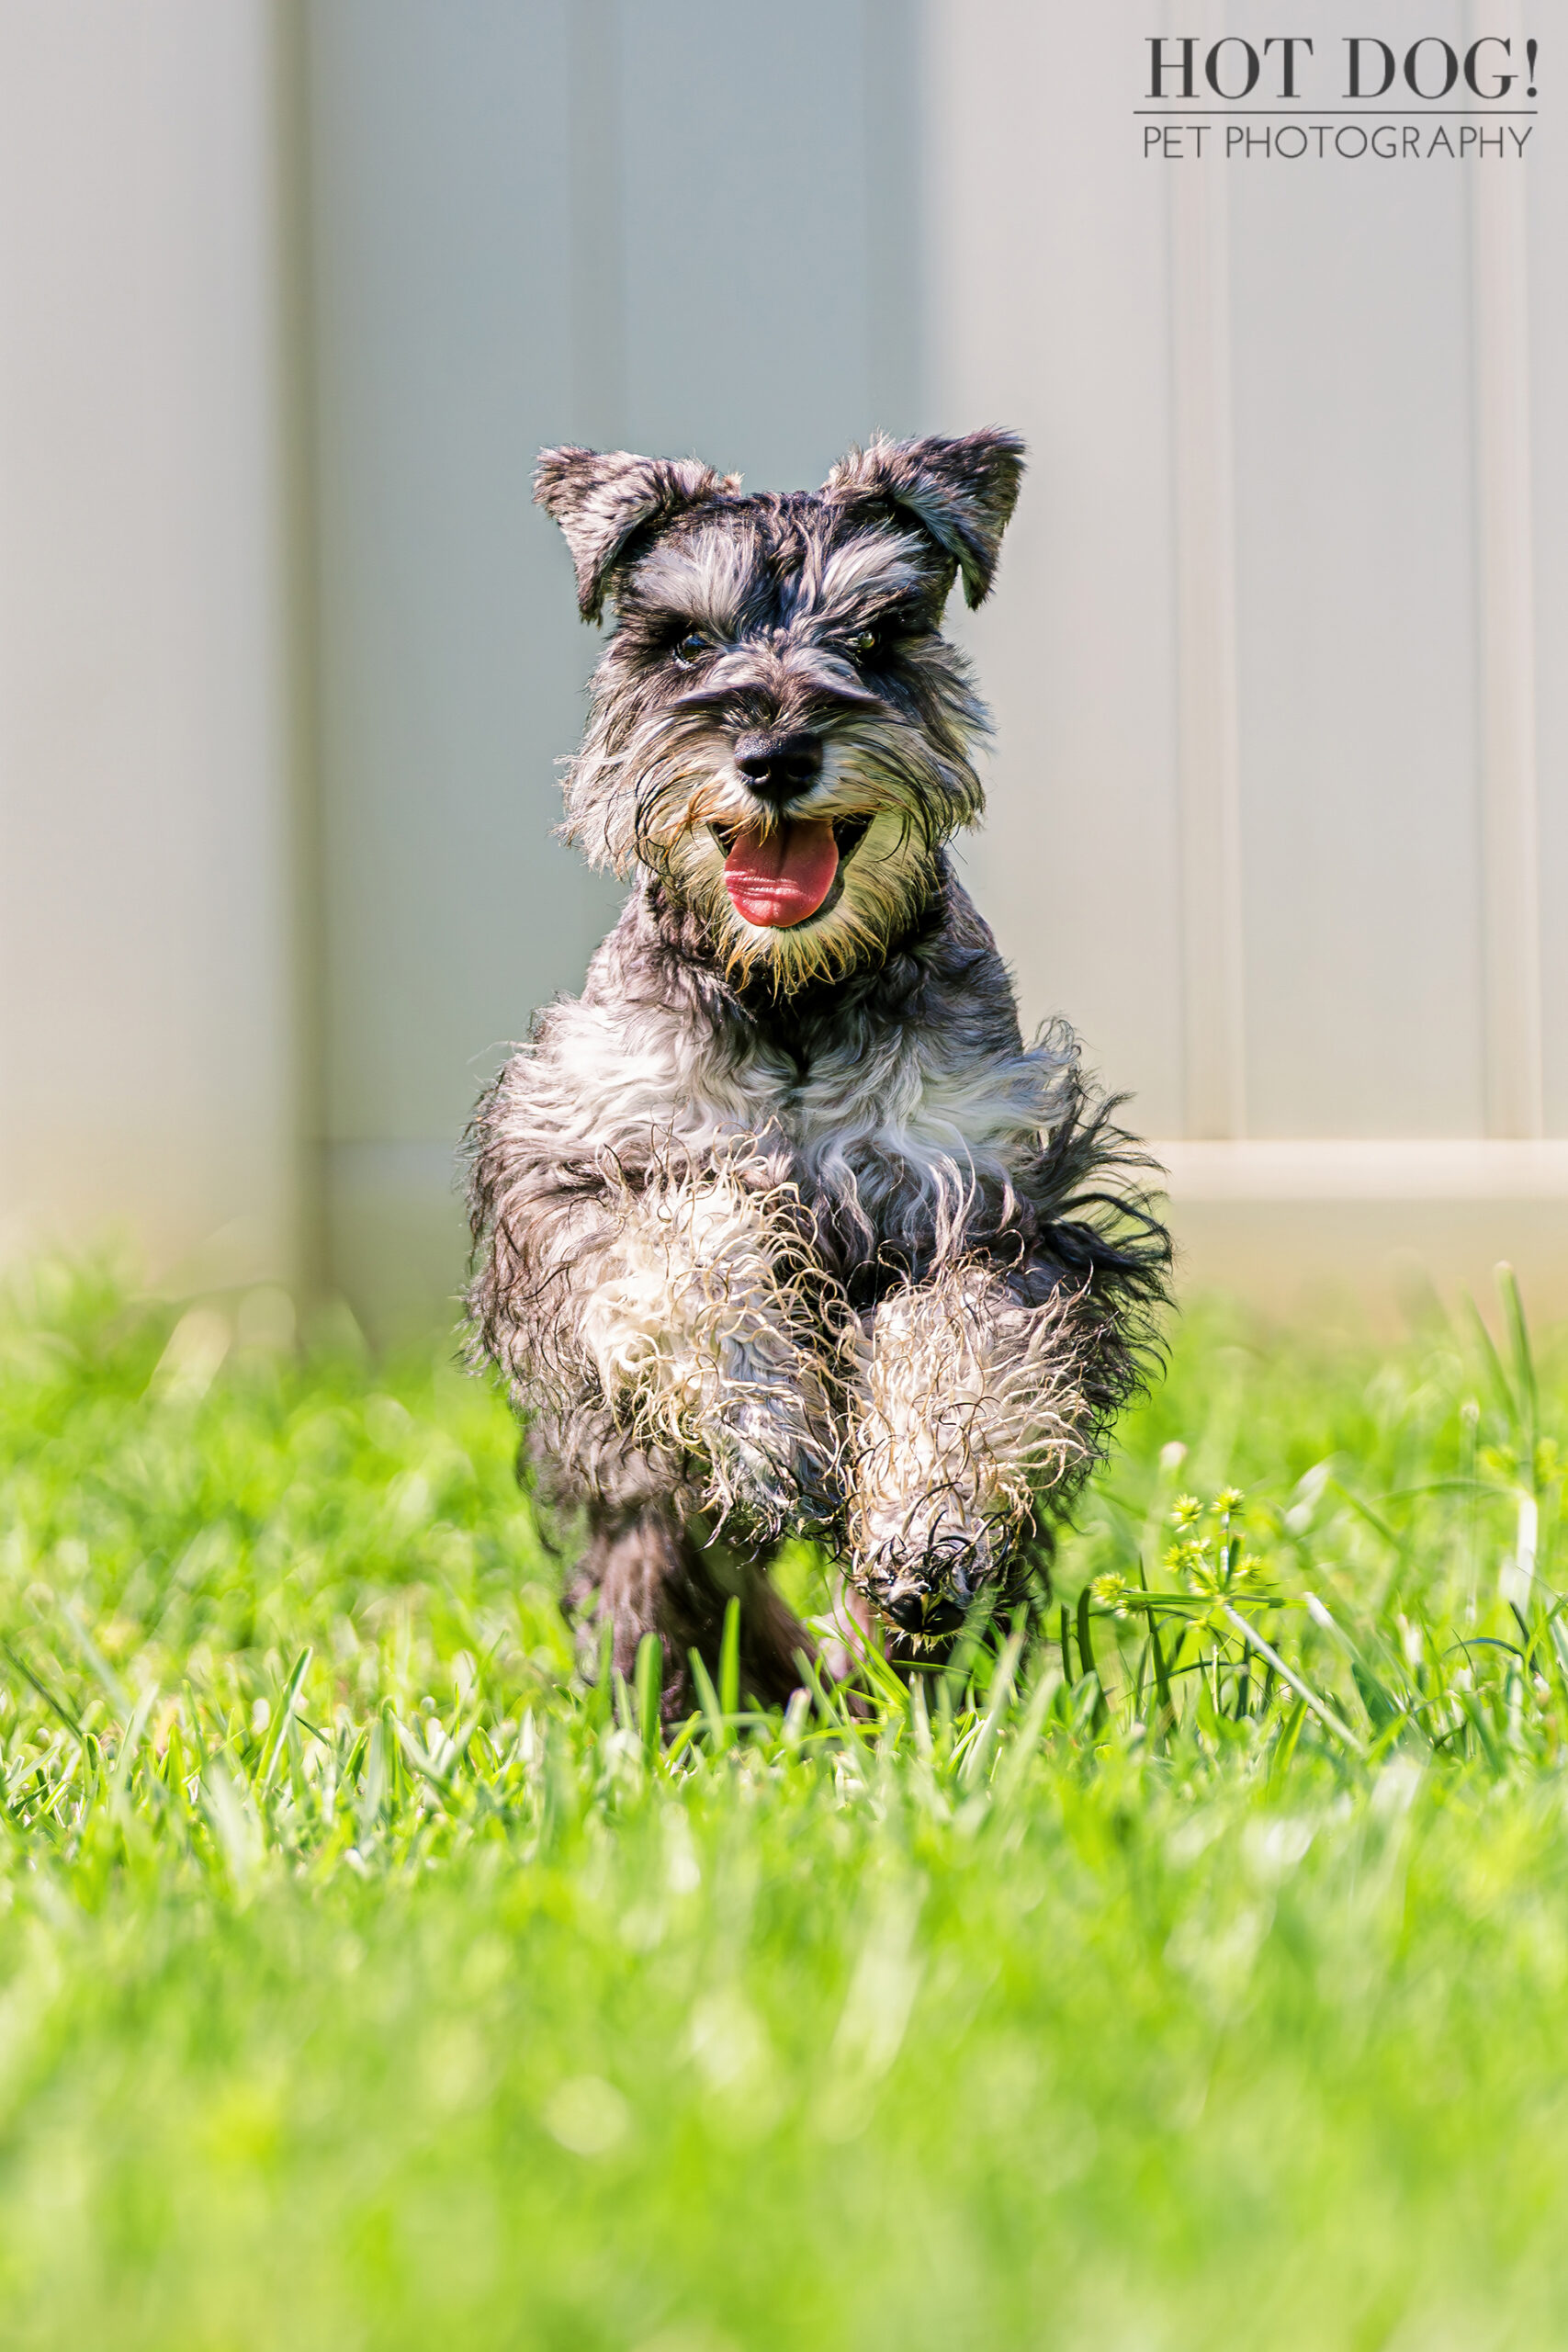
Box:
505;1159;843;1538
844;1262;1093;1633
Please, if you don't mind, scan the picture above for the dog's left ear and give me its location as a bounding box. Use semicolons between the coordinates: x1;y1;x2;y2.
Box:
535;446;740;623
822;428;1026;608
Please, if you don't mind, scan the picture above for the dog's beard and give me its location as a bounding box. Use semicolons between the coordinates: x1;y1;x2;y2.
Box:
564;709;976;989
660;735;950;989
669;806;939;989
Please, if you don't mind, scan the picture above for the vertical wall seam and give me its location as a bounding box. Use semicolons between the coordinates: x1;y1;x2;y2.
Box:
1168;38;1247;1142
273;0;330;1298
1472;0;1543;1139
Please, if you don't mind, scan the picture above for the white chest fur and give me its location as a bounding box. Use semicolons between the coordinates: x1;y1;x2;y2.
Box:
534;989;1066;1233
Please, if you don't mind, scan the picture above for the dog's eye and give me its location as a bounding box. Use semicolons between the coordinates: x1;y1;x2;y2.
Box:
851;628;879;657
672;631;712;666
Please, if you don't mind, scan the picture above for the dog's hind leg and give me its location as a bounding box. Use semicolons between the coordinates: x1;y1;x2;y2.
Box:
570;1500;814;1722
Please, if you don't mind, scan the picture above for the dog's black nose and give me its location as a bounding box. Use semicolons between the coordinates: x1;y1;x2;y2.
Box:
883;1590;928;1632
734;731;823;802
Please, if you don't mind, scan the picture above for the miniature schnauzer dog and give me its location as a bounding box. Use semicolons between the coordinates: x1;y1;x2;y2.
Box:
468;430;1168;1713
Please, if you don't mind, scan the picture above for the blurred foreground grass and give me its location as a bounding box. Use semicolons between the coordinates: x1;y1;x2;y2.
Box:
2;1258;1568;2347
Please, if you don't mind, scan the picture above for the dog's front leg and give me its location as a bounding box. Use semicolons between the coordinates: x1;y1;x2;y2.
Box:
564;1163;840;1539
844;1262;1092;1634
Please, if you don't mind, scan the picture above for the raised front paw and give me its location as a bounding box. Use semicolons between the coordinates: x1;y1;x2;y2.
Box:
850;1512;1010;1639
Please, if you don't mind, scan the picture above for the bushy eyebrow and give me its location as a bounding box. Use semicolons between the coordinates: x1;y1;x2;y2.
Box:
630;526;757;636
795;529;933;628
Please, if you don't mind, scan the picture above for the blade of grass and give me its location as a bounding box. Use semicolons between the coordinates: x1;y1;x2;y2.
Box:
960;1623;1028;1790
661;1712;707;1770
109;1686;160;1801
1269;1696;1308;1783
794;1647;855;1739
1076;1587;1109;1731
259;1647;312;1797
59;1600;130;1715
1463;1289;1521;1439
908;1673;934;1766
0;1643;83;1742
1498;1263;1541;1485
689;1649;730;1752
1219;1603;1367;1758
717;1596;740;1720
1328;1481;1410;1560
1147;1612;1175;1745
991;1666;1062;1808
942;1588;999;1709
635;1633;662;1759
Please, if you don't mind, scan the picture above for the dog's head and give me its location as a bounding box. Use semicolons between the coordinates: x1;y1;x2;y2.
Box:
536;431;1025;988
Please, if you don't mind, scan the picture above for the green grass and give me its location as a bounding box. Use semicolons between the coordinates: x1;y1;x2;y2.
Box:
2;1256;1568;2349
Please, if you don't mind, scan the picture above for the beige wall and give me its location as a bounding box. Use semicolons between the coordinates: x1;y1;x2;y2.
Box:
929;0;1567;1316
0;0;301;1290
302;0;931;1326
1;0;1562;1329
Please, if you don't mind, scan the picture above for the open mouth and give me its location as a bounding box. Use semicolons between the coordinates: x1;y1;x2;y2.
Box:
713;814;873;930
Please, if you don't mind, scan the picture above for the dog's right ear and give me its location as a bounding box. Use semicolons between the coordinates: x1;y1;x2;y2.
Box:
535;447;739;624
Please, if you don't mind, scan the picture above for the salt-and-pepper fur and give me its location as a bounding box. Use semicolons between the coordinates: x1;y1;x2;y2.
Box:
468;430;1168;1713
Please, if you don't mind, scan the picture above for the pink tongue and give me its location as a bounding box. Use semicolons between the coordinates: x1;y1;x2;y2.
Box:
723;819;840;928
